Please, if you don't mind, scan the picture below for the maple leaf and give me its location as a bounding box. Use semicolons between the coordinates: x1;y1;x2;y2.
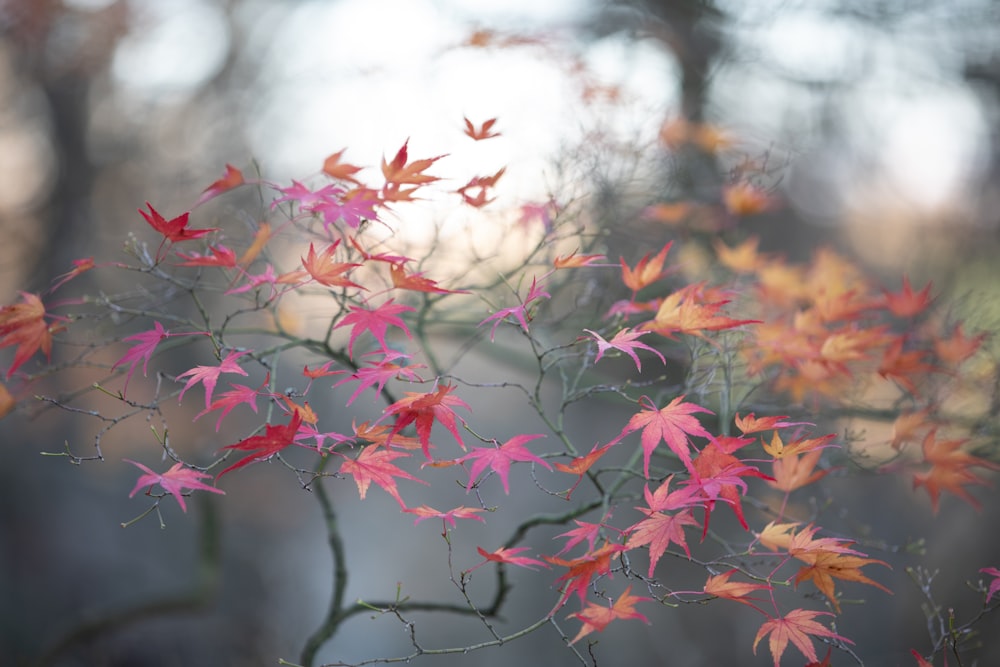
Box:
703;569;772;611
981;566;1000;604
584;327;665;372
49;257;96;292
714;236;764;273
553;515;613;556
238;222;272;267
626;507;699;575
353;420;423;450
456;168;506;208
479;275;551;341
313;187;381;230
620;241;673;292
546;543;627;611
381;139;446;201
194;374;272;431
473;545;548;571
176;349;250;409
322;148;364;183
216;413;304;479
735;413;810;435
933;324;986;365
642;283;761;342
722;181;775;216
877;336;940;396
883;275;933;318
175;244;238;268
553;250;606;268
762;432;837;459
461;433;552;494
404;505;485;528
139;202;216;246
690;439;771;537
768;449;830;493
615;394;714;477
0;292;57;378
334;351;425;406
112;322;205;395
463;116;501;140
753;609;852;667
793;548;891;613
912;429;1000;512
334;298;415;357
301;242;362;289
390;262;470;294
338;444;426;507
382;383;470;458
554;442;613;499
124;459;225;512
194;164;244;207
568;585;651;644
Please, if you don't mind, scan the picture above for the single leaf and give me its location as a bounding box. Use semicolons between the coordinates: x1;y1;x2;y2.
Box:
124;458;225;512
616;394;714;477
0;292;56;378
461;433;551;494
404;505;485;528
768;449;830;493
334;298;415;358
195;164;244;207
620;242;672;292
734;412;810;435
338;445;426;507
882;275;932;318
479;275;551;342
463;116;501;140
175;244;238;268
49;257;96;292
334;351;425;406
545;543;627;610
913;429;1000;513
626;507;699;575
553;251;606;269
390;262;470;294
584;327;665;372
568;585;651;644
302;241;362;288
194;375;272;432
703;569;772;609
980;567;1000;604
474;545;548;571
753;609;852;667
176;349;250;409
139;202;215;244
217;413;303;479
322;148;364;183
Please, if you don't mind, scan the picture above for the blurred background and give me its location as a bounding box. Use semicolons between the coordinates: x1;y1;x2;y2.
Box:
2;0;1000;665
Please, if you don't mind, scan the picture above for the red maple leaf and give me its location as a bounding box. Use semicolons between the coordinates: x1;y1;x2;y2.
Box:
139;202;216;247
0;292;59;378
338;444;425;507
125;458;225;512
463;116;501;140
460;433;552;494
882;275;933;318
216;413;304;479
49;257;96;293
546;543;627;611
175;244;238;268
568;585;651;645
335;298;414;358
382;384;470;458
753;609;853;667
689;439;772;537
614;394;714;477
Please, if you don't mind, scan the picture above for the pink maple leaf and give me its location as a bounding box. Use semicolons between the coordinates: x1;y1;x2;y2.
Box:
982;567;1000;604
614;395;714;477
194;374;273;431
471;545;549;572
338;445;427;507
460;433;552;494
334;298;415;357
334;350;425;405
403;504;486;528
584;327;666;372
124;458;225;512
112;322;205;396
479;275;551;341
175;244;238;268
176;349;250;408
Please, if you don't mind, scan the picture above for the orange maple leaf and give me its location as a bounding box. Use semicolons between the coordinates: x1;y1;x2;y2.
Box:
456;167;506;208
878;336;941;396
553;250;606;269
723;181;775;216
380;139;446;202
883;275;933;318
301;242;362;289
620;242;673;292
0;292;59;378
390;262;469;295
546;542;626;612
568;585;651;644
762;431;836;459
933;324;986;365
463;116;501;140
753;609;852;667
913;429;1000;513
768;449;830;493
642;283;760;343
793;548;892;613
703;569;772;611
714;236;764;273
322;148;364;183
195;164;244;207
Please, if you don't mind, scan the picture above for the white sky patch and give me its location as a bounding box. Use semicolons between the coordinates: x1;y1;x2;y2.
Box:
111;0;230;98
878;92;986;210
